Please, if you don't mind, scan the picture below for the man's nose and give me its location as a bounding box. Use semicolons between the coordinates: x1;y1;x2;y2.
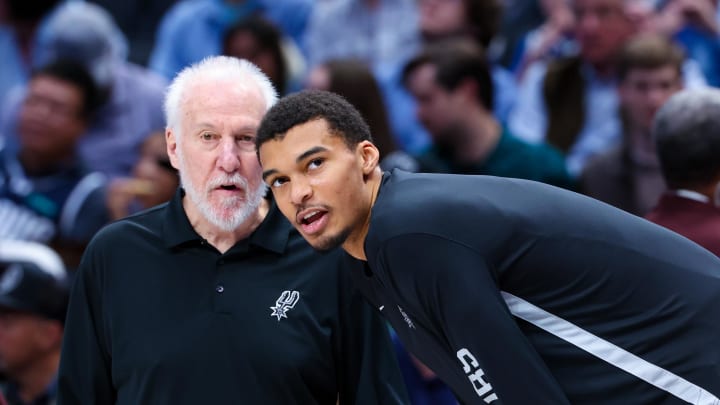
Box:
290;177;312;206
217;139;242;172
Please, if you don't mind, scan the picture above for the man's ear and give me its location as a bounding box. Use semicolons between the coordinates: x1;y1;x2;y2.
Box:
357;140;380;179
166;128;180;170
456;78;479;104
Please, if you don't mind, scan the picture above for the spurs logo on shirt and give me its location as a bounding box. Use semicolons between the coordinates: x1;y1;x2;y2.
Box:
270;290;300;321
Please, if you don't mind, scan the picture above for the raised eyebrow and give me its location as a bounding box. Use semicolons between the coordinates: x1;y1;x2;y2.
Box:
262;169;277;181
261;146;328;181
296;146;328;164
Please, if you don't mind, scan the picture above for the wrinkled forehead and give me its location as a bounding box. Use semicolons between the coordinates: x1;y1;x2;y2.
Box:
180;80;267;119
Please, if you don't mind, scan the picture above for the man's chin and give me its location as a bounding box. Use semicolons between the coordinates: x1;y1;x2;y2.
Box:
303;231;349;252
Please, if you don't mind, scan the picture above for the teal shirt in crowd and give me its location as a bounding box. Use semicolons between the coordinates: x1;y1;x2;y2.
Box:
416;128;575;190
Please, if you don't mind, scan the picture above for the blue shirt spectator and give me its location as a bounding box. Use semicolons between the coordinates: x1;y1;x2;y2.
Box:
149;0;312;80
303;0;421;70
508;58;705;176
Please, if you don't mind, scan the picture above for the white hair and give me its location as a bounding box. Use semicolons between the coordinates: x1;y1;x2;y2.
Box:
164;56;278;139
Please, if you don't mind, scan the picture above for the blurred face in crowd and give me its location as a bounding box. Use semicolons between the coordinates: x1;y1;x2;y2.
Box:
17;74;87;161
167;80;267;232
224;30;281;92
305;64;331;91
418;0;466;37
0;310;62;376
132;131;179;209
406;63;466;145
620;65;682;132
573;0;635;66
259;119;378;252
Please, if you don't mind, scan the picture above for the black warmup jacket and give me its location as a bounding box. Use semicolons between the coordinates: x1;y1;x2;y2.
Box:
57;189;409;405
350;170;720;405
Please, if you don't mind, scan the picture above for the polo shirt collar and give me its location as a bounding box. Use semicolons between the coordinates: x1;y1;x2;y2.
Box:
162;187;290;254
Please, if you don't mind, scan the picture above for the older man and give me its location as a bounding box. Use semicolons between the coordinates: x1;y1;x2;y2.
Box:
646;88;720;256
57;57;408;405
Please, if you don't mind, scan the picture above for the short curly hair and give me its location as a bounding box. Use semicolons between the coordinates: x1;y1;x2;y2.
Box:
256;90;373;151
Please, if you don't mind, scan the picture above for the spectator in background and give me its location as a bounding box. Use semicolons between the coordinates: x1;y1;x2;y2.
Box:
0;240;69;405
303;0;420;71
0;0;62;104
375;0;517;156
416;0;516;121
403;41;573;189
0;61;108;264
508;0;705;177
654;0;720;86
149;0;311;81
0;2;167;178
222;16;289;95
106;130;178;221
306;59;401;163
646;88;720;256
82;0;177;65
581;34;683;216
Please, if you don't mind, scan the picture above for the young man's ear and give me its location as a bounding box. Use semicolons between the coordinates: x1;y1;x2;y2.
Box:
357;140;380;179
166;128;180;170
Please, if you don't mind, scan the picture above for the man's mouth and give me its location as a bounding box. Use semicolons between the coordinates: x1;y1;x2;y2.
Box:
300;210;324;224
297;208;329;235
219;184;238;191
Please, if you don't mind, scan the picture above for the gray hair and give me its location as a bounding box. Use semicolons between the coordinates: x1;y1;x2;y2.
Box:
35;2;128;88
164;56;278;140
653;88;720;188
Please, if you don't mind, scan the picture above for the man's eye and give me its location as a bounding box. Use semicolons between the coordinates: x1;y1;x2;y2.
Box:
308;158;324;170
271;177;287;188
201;132;214;141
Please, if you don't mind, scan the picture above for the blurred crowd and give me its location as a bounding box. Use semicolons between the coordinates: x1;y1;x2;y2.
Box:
1;0;720;404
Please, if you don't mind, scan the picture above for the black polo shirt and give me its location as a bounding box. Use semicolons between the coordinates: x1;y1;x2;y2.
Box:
351;169;720;405
58;189;408;405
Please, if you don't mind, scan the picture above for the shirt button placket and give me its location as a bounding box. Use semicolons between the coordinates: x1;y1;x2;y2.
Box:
213;257;228;312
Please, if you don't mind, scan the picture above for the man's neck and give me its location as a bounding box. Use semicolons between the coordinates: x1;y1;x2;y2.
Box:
186;198;270;254
14;350;59;404
342;169;383;261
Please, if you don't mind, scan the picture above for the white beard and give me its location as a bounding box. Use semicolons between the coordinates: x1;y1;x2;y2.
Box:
177;152;267;232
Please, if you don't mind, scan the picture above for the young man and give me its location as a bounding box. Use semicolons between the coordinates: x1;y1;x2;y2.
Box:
402;40;573;189
0;60;108;253
57;57;408;405
581;34;684;216
257;89;720;404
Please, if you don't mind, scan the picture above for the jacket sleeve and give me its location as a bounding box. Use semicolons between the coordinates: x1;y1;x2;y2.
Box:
335;258;410;405
378;233;570;405
57;240;115;405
